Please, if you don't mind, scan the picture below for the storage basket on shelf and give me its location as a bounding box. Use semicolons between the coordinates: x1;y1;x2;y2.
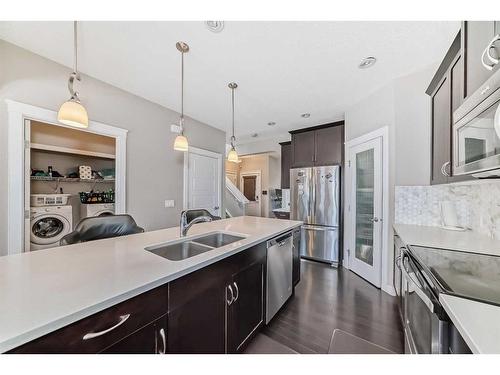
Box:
30;194;71;207
79;190;115;204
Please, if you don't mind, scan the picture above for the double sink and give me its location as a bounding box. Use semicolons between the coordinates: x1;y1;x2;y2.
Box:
145;232;246;261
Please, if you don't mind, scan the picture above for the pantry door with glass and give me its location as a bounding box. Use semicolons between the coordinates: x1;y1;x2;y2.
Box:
348;136;383;287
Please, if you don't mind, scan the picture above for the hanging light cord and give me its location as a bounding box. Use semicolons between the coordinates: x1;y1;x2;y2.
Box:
73;20;78;74
180;49;185;131
68;21;81;101
230;84;236;147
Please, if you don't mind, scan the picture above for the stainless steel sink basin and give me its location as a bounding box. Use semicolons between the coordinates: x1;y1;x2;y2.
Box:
145;232;246;261
145;241;213;261
192;233;245;248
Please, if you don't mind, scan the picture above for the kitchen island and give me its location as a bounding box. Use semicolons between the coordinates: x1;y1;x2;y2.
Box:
0;216;302;353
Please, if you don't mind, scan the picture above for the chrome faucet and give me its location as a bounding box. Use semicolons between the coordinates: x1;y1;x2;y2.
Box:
180;210;213;237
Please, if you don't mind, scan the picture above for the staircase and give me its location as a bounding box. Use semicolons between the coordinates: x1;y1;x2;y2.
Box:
225;177;249;218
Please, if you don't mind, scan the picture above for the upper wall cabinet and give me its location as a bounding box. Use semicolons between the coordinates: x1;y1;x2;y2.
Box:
463;21;500;99
290;122;344;168
427;31;474;184
280;142;292;189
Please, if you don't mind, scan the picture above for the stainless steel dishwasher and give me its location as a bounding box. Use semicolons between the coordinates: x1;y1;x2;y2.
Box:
266;231;293;324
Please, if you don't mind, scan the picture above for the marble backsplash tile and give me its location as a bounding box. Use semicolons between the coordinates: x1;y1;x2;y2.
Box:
395;181;500;239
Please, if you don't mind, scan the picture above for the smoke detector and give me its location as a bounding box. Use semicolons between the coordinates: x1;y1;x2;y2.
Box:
359;56;377;69
205;21;224;33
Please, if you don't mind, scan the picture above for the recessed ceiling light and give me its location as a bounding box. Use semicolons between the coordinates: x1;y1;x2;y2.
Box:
301;113;311;118
205;21;224;33
251;133;258;138
359;56;377;69
267;122;276;126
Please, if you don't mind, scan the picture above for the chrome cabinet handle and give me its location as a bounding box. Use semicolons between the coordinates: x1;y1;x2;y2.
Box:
157;328;166;354
401;267;434;313
226;285;234;306
481;34;500;71
82;314;131;340
486;35;500;64
233;282;239;302
440;161;451;177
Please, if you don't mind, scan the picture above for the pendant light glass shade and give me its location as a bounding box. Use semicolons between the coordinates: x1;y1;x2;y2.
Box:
58;99;88;128
174;134;189;151
227;146;239;163
58;21;89;129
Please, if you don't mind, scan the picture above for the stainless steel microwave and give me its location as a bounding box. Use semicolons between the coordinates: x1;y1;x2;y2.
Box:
453;68;500;177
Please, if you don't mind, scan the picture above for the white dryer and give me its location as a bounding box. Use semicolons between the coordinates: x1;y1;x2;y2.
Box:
30;205;73;251
80;203;115;218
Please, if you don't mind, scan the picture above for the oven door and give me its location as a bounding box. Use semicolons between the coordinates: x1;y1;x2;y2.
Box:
453;70;500;176
402;252;448;354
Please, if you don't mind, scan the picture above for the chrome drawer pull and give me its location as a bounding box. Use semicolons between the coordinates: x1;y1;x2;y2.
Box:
233;282;239;302
82;314;131;340
158;328;166;354
226;285;235;306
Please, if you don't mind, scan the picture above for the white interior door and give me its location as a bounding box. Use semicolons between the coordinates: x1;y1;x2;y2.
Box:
240;172;261;217
184;147;222;216
348;137;383;287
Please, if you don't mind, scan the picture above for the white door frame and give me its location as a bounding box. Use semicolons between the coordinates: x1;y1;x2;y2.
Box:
240;170;262;216
183;146;223;216
6;99;128;255
344;126;391;295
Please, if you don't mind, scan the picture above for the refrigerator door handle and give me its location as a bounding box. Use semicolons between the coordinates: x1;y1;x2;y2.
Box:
302;225;338;231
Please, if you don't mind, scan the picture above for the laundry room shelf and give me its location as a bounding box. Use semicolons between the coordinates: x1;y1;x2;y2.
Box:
31;176;115;183
30;142;116;160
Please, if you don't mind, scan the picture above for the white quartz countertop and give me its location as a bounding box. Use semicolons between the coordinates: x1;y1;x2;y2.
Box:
393;224;500;256
440;294;500;354
0;216;302;353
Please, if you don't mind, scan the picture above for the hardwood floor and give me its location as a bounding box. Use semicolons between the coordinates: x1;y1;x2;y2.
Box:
247;260;404;354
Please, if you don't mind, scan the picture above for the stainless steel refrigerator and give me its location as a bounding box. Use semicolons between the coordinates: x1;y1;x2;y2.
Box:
290;165;340;265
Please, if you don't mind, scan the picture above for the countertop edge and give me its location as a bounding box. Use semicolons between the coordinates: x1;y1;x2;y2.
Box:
1;221;302;353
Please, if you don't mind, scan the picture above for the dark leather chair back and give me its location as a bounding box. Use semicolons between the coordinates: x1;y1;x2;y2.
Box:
185;209;221;224
60;214;145;245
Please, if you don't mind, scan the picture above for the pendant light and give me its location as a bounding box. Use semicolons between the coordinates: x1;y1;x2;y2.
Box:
173;41;190;151
227;82;239;163
58;21;89;128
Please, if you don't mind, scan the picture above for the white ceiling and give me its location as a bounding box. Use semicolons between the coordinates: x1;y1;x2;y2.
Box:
0;21;460;143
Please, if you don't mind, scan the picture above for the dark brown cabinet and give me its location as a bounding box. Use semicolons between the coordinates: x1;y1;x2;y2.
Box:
227;255;265;353
280;141;292;189
427;32;472;185
463;21;500;99
102;315;167;354
167;258;230;354
291;130;316;167
314;126;343;166
167;242;266;354
9;284;169;354
290;122;344;168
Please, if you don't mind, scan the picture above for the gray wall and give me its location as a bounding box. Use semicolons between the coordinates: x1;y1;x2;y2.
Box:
0;40;226;256
344;67;433;292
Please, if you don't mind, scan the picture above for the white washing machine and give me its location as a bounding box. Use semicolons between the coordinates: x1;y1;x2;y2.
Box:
30;205;73;251
80;203;115;218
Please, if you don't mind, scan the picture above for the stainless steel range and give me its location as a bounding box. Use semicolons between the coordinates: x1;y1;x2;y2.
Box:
401;245;498;354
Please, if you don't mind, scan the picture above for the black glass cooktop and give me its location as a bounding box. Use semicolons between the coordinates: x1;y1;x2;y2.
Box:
409;246;500;307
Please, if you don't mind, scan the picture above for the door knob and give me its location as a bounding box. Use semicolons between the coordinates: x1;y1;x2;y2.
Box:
214;206;220;210
370;217;380;223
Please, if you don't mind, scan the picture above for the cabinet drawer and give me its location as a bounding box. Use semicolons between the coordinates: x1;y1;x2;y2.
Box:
10;284;168;354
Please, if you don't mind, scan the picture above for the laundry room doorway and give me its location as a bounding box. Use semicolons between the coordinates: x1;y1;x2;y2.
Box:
6;100;127;255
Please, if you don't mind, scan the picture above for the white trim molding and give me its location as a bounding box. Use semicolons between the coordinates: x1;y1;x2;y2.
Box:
183;146;223;217
344;126;392;296
6;99;128;255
